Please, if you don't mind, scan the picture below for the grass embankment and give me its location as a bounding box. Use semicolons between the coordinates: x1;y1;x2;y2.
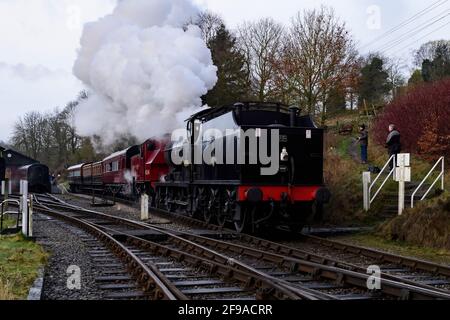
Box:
323;115;395;225
379;193;450;251
325;110;450;254
0;234;47;300
323;131;366;225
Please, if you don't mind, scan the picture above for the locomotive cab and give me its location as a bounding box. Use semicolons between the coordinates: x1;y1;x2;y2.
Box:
131;138;170;196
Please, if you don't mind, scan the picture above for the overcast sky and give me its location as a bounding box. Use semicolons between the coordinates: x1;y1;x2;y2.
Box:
1;0;449;141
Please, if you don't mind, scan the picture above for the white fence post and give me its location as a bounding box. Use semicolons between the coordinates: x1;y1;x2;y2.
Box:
21;180;29;237
395;154;411;216
363;172;371;211
29;195;33;237
141;193;149;221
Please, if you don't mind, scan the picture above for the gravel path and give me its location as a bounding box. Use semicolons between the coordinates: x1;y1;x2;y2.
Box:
34;214;105;300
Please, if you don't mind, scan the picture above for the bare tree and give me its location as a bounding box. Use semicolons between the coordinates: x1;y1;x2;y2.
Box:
11;111;47;160
10;95;86;171
385;57;406;100
195;11;225;46
274;7;359;124
414;40;450;66
238;18;284;101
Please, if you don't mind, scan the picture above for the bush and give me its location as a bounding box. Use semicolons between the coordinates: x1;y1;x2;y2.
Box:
323;133;364;224
373;78;450;160
379;193;450;250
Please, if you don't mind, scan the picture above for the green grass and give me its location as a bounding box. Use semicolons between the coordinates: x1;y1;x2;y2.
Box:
1;216;19;230
336;136;353;159
0;234;47;300
334;233;450;265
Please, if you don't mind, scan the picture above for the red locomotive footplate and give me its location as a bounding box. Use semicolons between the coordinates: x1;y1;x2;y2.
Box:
238;186;321;202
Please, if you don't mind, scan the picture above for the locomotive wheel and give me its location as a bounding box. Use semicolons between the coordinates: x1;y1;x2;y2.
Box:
204;208;213;224
216;209;227;227
166;190;176;212
234;205;253;233
191;196;201;218
155;190;163;209
219;189;235;227
186;195;195;217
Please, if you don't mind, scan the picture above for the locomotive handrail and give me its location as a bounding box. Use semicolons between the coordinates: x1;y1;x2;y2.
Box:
411;157;445;208
369;155;396;204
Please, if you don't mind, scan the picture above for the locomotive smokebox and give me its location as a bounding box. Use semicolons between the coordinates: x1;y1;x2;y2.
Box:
289;106;300;127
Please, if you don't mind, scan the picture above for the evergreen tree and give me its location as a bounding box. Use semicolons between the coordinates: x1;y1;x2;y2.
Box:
203;25;250;107
357;57;390;107
421;43;450;82
326;86;347;114
408;69;423;87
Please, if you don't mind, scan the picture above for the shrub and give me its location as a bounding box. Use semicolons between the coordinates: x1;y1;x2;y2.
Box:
373;78;450;160
379;193;450;250
323;133;364;224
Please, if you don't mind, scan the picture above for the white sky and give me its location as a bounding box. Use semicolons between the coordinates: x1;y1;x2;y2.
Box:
1;0;449;141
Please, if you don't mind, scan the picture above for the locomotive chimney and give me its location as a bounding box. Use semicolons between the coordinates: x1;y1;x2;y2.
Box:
289;106;300;127
234;102;244;120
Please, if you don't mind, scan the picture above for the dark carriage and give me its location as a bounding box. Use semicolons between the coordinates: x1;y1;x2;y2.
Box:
13;164;51;193
1;148;51;194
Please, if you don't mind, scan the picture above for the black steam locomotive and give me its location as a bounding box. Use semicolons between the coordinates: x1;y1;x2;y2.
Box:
155;102;330;233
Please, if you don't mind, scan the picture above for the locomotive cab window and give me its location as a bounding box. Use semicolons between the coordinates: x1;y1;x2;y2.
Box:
147;142;156;151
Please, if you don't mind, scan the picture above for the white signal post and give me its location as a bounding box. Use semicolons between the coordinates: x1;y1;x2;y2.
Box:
141;193;149;221
362;172;371;212
394;154;411;216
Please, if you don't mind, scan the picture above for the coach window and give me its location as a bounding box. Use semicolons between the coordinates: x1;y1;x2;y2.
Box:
112;161;119;172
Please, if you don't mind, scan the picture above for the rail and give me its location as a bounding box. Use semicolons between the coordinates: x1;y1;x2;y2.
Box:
411;157;445;208
40;194;450;300
0;199;21;233
369;155;396;205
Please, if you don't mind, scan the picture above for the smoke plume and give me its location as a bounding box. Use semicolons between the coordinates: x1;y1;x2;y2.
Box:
73;0;217;144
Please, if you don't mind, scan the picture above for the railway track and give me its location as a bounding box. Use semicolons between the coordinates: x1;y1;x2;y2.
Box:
30;194;450;300
147;199;450;296
60;192;450;297
32;194;310;300
107;193;450;296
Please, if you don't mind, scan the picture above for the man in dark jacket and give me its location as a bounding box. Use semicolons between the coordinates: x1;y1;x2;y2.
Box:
386;124;401;170
357;124;368;164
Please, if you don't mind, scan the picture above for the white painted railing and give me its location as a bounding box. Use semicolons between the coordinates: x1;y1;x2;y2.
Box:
411;157;445;208
369;155;396;205
363;155;397;211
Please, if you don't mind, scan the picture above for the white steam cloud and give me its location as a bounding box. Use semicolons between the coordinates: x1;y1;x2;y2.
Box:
73;0;218;144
